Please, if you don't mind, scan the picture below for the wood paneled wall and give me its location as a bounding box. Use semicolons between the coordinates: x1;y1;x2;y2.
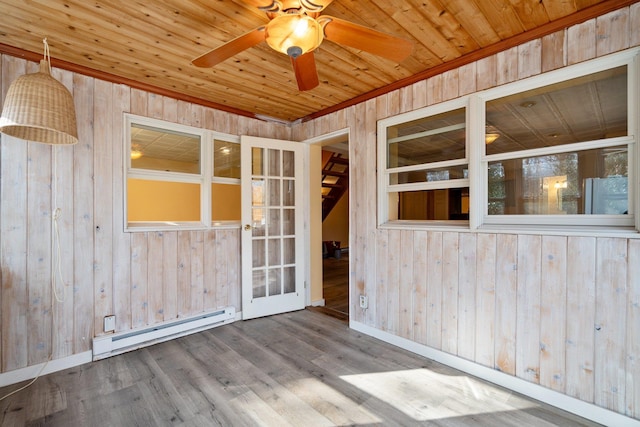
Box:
0;54;289;372
1;2;639;424
293;5;640;420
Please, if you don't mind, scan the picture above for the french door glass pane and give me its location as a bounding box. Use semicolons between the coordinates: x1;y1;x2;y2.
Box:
252;178;266;237
252;239;265;268
283;238;295;264
283;209;294;235
268;268;281;296
268;149;280;176
252;209;266;236
253;270;266;298
283;150;295;177
268;238;281;266
252;179;265;205
268;178;281;205
252;147;264;175
268;209;281;236
283;267;295;294
283;179;295;206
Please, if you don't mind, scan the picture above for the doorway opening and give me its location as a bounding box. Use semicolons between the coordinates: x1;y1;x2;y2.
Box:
317;138;349;321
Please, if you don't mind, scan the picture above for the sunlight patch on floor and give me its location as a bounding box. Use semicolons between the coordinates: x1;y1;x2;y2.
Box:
340;368;537;422
289;378;382;425
229;376;382;426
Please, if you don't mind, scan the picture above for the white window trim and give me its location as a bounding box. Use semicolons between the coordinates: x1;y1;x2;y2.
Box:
475;49;637;231
378;48;640;235
378;97;470;225
124;113;240;232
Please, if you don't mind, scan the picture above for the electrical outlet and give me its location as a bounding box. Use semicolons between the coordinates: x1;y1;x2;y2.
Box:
104;315;116;333
359;295;368;309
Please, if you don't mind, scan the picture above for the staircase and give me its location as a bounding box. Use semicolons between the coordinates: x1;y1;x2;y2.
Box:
322;153;349;221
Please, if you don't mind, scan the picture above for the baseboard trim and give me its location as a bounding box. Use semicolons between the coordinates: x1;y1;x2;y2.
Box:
349;320;639;427
311;298;326;307
0;351;92;388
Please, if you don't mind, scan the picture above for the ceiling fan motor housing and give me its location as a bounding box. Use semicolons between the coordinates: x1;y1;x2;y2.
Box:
265;13;324;57
287;46;304;58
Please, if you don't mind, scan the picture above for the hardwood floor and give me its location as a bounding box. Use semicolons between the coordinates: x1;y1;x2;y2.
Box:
0;309;598;426
310;251;350;321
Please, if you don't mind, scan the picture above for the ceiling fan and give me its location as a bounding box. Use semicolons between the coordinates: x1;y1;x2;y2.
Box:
192;0;414;91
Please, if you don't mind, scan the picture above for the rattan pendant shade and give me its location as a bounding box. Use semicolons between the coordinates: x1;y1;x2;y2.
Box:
0;59;78;145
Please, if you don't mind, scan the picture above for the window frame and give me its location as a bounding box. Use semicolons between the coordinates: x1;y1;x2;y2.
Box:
475;49;638;231
377;97;471;226
378;48;640;234
124;114;240;232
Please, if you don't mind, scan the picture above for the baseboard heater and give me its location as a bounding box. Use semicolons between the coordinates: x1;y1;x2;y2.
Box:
92;307;236;360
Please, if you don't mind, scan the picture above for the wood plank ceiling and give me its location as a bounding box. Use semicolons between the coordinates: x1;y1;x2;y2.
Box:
0;0;631;123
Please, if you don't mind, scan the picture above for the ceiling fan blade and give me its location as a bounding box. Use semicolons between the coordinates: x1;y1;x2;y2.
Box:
321;16;413;63
300;0;334;12
241;1;334;12
291;52;319;91
192;27;266;68
240;0;282;12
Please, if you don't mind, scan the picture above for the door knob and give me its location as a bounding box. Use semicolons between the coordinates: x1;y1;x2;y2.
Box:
244;224;252;231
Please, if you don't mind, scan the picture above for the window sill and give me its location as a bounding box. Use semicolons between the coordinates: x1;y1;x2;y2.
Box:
476;223;639;239
211;221;241;229
379;220;470;232
379;221;639;238
126;221;240;232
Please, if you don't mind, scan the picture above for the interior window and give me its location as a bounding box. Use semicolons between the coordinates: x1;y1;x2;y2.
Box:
395;188;469;220
130;124;201;174
212;139;241;222
379;50;637;231
484;65;631;225
128;179;201;222
214;139;240;179
126;116;241;229
488;147;627;215
381;103;469;222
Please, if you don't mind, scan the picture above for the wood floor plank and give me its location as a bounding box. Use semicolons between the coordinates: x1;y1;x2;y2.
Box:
0;309;599;426
309;252;350;321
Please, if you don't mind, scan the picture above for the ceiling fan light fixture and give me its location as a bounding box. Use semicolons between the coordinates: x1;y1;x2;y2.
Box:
265;13;323;57
485;133;500;144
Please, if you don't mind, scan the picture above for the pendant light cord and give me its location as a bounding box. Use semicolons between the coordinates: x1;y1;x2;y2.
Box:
51;146;66;304
0;38;68;397
0;145;66;402
43;38;52;74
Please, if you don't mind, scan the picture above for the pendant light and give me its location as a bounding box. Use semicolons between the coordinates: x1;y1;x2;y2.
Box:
0;39;78;145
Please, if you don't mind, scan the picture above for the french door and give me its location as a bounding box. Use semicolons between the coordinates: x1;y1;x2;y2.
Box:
241;136;305;320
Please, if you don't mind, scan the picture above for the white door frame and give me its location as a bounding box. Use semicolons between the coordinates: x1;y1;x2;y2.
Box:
302;128;351;308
